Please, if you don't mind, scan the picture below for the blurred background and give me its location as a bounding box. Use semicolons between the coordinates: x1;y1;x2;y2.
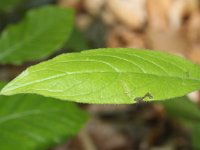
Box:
1;0;200;150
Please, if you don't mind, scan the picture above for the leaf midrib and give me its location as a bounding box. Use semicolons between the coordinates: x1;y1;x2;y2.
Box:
2;71;200;95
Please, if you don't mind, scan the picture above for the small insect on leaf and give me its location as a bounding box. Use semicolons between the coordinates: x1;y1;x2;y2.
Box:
134;92;153;103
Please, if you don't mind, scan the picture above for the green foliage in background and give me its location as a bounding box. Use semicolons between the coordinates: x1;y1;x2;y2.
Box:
0;0;24;12
161;97;200;149
66;28;89;52
0;82;88;150
1;48;200;104
0;5;74;65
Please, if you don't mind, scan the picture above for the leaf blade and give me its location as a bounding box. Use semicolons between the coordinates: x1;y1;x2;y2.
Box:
1;48;200;104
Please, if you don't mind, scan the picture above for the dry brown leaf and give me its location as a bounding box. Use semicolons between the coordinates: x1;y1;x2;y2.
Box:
107;0;147;29
107;26;146;48
146;28;189;56
83;0;105;16
146;0;171;31
168;0;198;29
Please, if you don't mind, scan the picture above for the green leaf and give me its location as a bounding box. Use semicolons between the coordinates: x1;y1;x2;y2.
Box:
160;97;200;149
0;82;88;150
1;48;200;104
0;5;74;65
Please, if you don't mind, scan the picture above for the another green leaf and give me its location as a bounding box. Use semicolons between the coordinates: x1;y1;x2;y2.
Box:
0;82;88;150
1;48;200;104
161;97;200;149
0;5;74;65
